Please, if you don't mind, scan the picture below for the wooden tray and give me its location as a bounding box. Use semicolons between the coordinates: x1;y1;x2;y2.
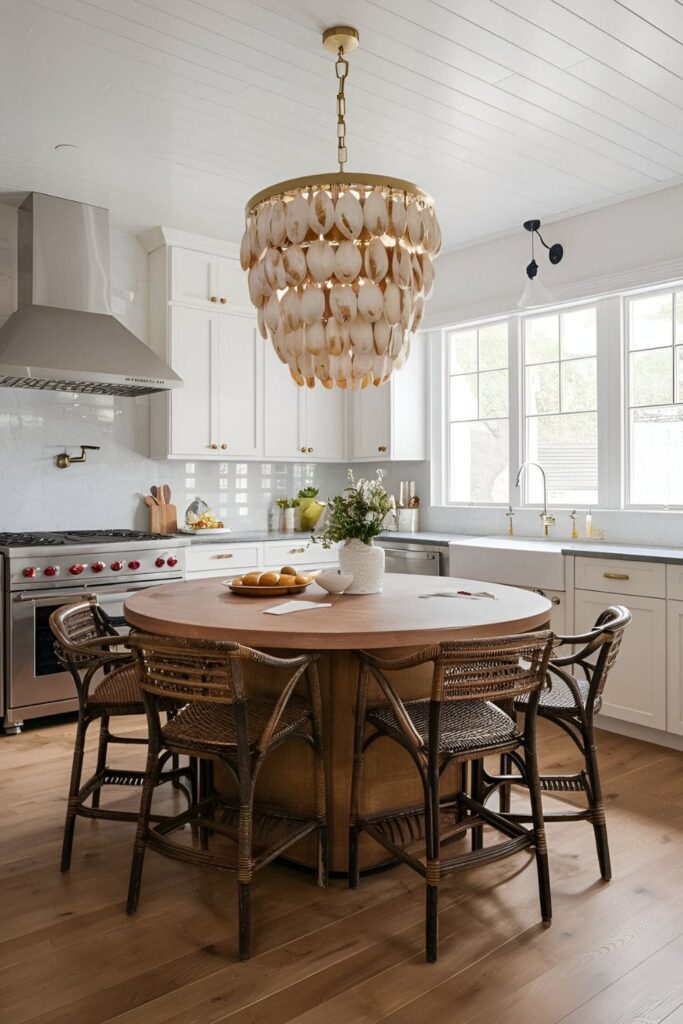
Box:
223;580;313;598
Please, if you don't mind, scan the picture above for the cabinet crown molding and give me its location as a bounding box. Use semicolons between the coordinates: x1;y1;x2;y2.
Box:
138;226;240;259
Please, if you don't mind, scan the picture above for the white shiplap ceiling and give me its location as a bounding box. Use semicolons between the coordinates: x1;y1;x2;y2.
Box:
0;0;682;249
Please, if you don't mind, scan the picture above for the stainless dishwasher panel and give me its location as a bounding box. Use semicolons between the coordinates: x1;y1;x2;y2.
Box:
377;542;449;576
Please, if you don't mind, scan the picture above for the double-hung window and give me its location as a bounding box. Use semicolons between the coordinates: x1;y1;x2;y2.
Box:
522;307;598;506
627;288;683;507
446;321;509;503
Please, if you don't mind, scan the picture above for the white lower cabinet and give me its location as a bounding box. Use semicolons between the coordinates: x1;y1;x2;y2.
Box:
184;542;263;580
184;540;340;581
574;587;667;730
666;600;683;736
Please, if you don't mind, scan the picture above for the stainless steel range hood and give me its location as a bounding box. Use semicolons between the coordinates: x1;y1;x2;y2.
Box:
0;193;181;396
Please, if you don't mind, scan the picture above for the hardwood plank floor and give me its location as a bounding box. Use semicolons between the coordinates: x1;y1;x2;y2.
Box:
2;713;683;1023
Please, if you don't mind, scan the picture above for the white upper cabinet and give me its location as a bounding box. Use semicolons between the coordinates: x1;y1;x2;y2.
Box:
263;343;301;459
168;305;215;457
301;383;346;461
149;239;262;460
170;247;251;313
351;383;391;459
215;315;262;457
350;341;427;461
263;343;346;462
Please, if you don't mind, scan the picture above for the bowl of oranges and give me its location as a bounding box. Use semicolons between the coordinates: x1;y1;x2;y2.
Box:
225;566;315;597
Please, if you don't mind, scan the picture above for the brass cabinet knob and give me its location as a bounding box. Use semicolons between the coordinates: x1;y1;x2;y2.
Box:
307;447;314;453
220;443;228;449
378;445;387;452
219;297;228;304
209;443;218;449
300;446;307;453
210;295;218;303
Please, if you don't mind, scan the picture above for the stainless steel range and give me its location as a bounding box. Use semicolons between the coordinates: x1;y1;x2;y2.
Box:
0;530;188;734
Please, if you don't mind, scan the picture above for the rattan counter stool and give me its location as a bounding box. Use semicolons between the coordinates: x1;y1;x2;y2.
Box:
50;597;194;873
125;632;328;961
350;631;555;962
498;605;631;882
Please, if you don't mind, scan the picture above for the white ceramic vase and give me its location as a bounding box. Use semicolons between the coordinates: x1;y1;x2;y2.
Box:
338;538;385;594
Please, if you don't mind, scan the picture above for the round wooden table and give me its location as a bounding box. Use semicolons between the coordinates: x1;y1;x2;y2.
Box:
125;574;551;873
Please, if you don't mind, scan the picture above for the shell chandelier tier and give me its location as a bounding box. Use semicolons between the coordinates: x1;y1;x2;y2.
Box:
241;26;440;390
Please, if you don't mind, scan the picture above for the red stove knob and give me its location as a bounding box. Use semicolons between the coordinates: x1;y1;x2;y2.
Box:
166;555;178;568
69;564;84;576
44;565;60;577
23;566;37;578
128;560;141;570
91;561;105;573
154;557;165;568
111;561;124;572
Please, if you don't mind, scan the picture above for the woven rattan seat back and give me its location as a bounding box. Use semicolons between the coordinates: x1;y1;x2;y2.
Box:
127;632;315;757
552;605;631;704
436;632;556;704
50;596;118;668
127;632;246;705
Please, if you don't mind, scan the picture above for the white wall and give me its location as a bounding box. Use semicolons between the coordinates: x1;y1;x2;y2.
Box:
426;182;683;329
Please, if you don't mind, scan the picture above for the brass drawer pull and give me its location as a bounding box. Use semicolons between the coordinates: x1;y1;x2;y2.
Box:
603;571;629;581
289;547;307;554
378;445;387;452
212;553;234;559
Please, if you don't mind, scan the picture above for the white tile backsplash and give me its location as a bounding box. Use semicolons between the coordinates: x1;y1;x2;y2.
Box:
0;388;350;532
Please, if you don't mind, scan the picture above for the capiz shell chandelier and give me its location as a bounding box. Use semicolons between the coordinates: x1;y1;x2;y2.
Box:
241;26;440;390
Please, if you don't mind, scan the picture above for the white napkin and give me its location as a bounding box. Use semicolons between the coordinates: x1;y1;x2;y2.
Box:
264;600;332;615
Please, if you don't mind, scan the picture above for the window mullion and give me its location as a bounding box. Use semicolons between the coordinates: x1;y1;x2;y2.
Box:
508;316;521;507
599;296;623;510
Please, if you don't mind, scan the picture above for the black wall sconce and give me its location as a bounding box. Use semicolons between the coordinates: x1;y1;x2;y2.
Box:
519;219;564;308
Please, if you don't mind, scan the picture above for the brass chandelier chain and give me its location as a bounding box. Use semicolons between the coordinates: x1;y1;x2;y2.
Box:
335;46;349;172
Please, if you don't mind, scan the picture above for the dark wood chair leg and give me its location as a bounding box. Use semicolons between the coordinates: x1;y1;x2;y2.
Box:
426;884;439;963
238;881;251;961
471;758;484;851
91;715;109;810
499;752;512;813
425;769;441;963
525;739;552;924
126;747;160;915
198;758;211;851
583;722;612;881
61;712;90;872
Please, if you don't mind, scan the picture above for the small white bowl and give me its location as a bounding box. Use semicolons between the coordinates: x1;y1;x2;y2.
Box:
315;570;354;595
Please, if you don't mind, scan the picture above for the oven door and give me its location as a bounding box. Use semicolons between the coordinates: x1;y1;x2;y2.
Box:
8;582;154;712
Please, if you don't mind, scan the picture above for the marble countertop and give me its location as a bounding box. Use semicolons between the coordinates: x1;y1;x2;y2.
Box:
180;529;683;563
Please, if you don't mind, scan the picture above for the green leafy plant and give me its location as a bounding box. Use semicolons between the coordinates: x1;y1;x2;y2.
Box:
275;497;300;509
316;470;393;548
298;486;319;499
